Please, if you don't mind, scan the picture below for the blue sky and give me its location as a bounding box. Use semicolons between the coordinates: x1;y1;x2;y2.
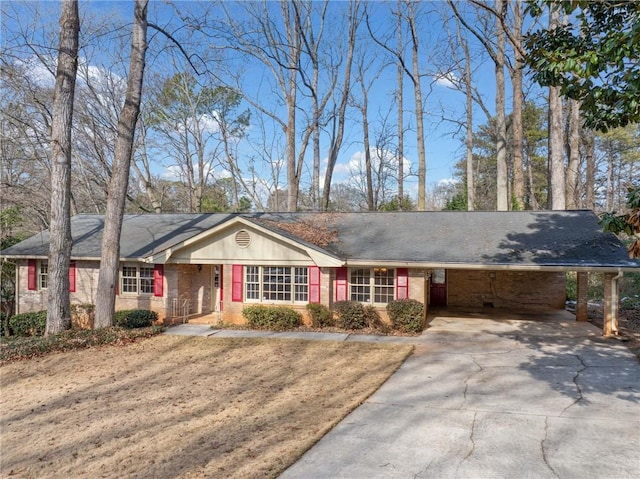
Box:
3;0;522;203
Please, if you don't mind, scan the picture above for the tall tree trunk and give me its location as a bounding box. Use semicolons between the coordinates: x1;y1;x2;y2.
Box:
94;0;148;329
285;2;301;212
457;18;474;211
363;119;374;210
527;161;540;210
407;4;427;210
565;99;581;209
321;1;357;211
584;130;595;209
511;0;525;210
396;2;404;211
548;6;565;210
47;0;79;336
605;139;615;210
495;0;508;211
548;89;565;210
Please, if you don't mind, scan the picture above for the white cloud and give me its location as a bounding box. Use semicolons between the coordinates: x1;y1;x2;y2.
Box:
17;57;55;88
437;177;459;187
434;72;459;89
340;149;411;176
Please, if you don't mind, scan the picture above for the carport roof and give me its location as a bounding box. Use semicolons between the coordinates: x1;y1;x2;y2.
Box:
2;210;639;270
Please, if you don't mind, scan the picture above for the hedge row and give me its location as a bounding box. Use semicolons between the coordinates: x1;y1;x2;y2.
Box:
2;308;157;337
1;326;164;363
244;299;425;335
242;305;302;331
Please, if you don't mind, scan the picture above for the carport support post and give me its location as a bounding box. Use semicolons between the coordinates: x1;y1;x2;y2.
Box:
603;271;622;336
575;272;588;322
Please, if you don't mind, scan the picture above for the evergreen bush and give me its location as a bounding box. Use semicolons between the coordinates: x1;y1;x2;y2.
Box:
332;301;368;329
8;310;47;337
114;309;157;329
306;303;334;327
387;299;425;334
242;305;302;331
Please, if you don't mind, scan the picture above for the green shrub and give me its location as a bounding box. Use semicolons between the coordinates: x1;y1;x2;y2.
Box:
364;305;388;333
387;299;425;334
306;303;335;327
242;305;302;331
0;312;9;337
114;309;157;329
8;310;47;337
332;301;368;329
0;326;164;363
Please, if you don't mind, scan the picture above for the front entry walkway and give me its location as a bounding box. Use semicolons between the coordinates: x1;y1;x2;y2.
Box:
279;311;640;479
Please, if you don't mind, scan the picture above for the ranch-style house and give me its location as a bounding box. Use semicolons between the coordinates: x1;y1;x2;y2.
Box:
2;210;639;335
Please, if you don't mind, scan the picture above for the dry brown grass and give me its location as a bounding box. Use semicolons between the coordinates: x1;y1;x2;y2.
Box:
0;335;412;479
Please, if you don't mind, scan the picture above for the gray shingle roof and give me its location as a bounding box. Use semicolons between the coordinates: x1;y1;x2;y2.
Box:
2;210;639;269
252;210;639;268
1;214;233;259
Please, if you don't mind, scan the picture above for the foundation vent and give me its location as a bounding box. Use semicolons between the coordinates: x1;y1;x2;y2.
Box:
235;230;251;248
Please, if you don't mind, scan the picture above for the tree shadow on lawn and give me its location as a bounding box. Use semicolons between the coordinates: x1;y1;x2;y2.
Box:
0;335;412;479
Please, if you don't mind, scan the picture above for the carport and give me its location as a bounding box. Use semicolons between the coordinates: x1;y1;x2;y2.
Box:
423;265;631;337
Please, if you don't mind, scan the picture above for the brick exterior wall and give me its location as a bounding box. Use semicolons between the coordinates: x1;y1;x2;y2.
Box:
220;265;332;325
15;261;567;326
446;269;566;311
575;272;589;321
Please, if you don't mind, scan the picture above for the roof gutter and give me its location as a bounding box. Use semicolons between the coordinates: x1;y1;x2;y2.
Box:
344;260;639;273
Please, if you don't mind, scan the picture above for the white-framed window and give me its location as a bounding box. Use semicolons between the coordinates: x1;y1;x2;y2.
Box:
121;264;154;294
350;268;395;305
39;261;48;290
244;266;308;303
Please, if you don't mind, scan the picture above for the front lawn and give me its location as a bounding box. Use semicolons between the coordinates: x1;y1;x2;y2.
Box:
0;335;412;478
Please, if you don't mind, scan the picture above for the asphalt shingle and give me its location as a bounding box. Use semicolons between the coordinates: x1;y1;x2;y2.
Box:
2;210;638;269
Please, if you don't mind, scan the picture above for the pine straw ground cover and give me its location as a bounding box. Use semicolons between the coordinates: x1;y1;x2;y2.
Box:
0;335;412;479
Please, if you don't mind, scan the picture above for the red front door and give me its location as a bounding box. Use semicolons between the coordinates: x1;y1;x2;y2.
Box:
430;269;447;306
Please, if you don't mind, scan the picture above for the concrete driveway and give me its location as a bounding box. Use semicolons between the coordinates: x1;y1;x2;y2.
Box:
281;310;640;479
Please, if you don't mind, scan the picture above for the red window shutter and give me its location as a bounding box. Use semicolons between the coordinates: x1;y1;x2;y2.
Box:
219;266;224;311
335;267;348;302
153;264;164;297
69;262;76;293
232;264;243;302
27;259;37;290
396;268;408;299
308;266;321;303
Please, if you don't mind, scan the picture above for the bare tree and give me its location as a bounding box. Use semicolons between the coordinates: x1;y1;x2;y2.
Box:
396;2;405;210
352;49;375;210
367;1;428;210
94;0;149;329
221;1;307;212
510;0;525;210
565;99;581;209
46;0;79;335
547;5;565;210
449;0;508;210
494;0;508;211
321;0;359;211
292;1;336;211
405;2;427;210
584;129;596;209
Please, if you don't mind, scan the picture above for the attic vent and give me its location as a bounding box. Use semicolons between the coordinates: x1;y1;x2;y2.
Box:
235;230;251;248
